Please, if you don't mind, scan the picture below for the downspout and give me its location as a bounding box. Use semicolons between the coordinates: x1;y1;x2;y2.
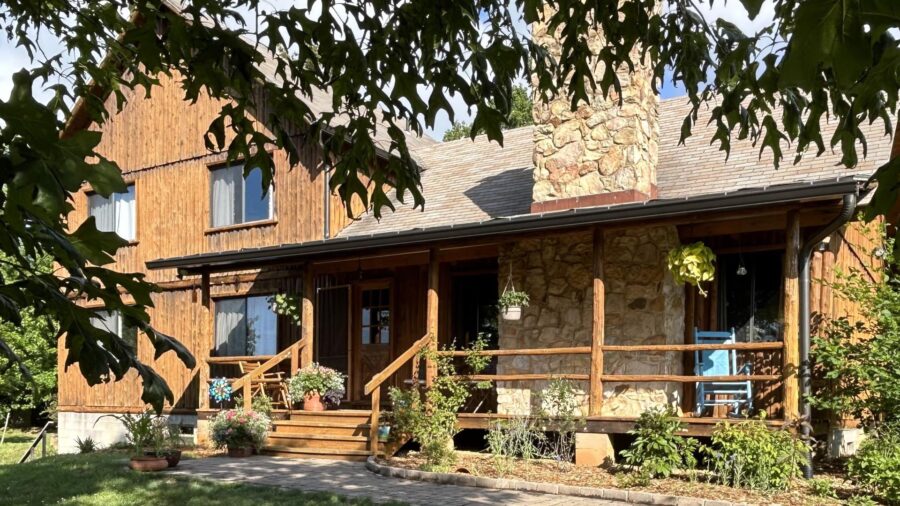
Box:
798;192;858;478
323;162;331;239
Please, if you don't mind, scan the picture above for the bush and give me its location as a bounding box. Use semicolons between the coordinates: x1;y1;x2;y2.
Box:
810;221;900;426
208;409;270;450
74;436;99;454
388;335;489;472
233;391;274;417
847;424;900;504
807;478;837;499
704;416;807;491
620;406;698;479
486;416;546;474
286;363;346;406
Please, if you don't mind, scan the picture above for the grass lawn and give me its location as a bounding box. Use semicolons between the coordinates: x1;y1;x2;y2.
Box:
0;452;405;505
0;428;56;465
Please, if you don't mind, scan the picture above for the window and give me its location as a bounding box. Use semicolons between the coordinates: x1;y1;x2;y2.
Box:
88;185;136;241
360;288;390;345
90;310;138;348
210;164;273;228
718;251;784;342
214;296;277;356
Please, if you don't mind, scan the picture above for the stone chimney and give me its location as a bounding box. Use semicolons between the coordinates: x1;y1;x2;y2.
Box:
531;6;659;212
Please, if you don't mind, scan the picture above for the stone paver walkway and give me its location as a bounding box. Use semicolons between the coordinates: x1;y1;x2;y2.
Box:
169;456;628;505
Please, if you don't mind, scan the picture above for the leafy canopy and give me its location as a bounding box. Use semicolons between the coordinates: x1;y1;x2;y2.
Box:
1;0;898;408
443;85;534;141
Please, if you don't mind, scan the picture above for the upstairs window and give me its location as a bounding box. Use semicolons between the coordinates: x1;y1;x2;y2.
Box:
214;296;278;356
88;185;136;241
90;310;138;349
210;164;273;228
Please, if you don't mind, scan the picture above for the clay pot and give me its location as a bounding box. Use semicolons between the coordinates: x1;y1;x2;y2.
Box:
129;456;169;472
303;392;326;412
145;449;182;468
227;446;253;458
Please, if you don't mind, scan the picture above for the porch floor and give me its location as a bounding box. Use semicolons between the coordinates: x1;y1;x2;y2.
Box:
169;456;628;505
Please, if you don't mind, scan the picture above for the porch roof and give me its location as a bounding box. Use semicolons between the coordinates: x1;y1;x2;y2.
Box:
147;175;868;273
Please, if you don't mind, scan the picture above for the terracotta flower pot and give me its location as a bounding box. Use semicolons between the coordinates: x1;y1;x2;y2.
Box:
145;449;181;468
227;446;253;458
303;392;326;411
129;456;169;472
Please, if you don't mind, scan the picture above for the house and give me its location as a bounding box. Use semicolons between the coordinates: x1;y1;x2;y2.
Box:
57;3;895;463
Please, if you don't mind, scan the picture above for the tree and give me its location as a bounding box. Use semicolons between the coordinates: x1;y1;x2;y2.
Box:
442;85;534;141
0;255;56;412
0;0;897;408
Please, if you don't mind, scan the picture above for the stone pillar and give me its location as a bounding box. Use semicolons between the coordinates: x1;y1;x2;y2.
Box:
531;3;660;212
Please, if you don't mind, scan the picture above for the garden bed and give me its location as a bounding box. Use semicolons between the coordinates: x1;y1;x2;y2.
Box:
379;451;859;506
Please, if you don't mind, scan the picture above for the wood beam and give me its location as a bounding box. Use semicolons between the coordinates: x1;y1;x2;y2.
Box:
199;272;212;410
590;227;605;416
425;249;439;386
301;267;315;369
783;211;801;420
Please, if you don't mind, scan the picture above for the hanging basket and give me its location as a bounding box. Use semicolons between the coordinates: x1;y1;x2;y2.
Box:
499;262;529;321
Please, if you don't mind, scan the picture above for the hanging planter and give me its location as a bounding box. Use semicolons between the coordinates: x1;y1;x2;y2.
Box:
500;264;529;321
666;242;716;297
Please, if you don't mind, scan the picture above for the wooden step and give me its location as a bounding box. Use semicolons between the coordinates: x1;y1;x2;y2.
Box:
272;420;370;437
266;433;369;451
260;445;371;462
288;410;372;424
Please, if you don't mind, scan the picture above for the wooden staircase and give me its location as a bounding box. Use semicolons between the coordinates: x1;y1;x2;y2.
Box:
262;410;375;461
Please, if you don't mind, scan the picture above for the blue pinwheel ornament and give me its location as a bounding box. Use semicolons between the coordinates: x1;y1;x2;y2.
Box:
209;377;233;407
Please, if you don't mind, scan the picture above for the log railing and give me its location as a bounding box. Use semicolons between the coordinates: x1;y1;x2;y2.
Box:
364;333;432;454
229;337;310;410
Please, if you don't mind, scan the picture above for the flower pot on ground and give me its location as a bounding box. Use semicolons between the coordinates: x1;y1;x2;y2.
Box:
129;455;169;472
378;424;391;443
208;408;271;456
227;446;254;458
286;363;347;410
498;289;528;321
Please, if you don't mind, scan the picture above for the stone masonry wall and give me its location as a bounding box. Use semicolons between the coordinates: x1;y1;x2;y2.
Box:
497;226;683;417
531;4;660;203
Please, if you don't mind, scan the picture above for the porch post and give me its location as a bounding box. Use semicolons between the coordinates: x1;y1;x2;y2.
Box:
301;267;315;370
783;211;801;420
425;249;439;387
199;272;212;410
589;227;605;416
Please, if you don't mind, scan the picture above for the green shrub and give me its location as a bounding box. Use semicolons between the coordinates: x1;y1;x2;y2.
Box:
536;378;584;465
807;478;837;499
233;391;274;417
621;406;698;479
846;495;879;506
388;335;490;472
703;416;807;491
847;425;900;504
486;416;546;474
74;436;99;454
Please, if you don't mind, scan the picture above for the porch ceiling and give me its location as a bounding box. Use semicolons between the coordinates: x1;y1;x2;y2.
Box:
147;176;867;274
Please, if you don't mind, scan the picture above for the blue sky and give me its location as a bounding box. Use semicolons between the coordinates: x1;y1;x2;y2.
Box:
0;1;772;140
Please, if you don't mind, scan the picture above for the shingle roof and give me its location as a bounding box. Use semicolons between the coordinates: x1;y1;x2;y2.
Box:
340;97;893;237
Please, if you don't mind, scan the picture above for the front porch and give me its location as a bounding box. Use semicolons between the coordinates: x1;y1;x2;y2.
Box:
190;204;826;458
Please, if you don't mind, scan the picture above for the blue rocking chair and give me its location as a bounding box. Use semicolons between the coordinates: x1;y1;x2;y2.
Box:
694;328;753;417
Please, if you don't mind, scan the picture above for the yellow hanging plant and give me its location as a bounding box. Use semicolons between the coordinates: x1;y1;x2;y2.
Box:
666;242;716;297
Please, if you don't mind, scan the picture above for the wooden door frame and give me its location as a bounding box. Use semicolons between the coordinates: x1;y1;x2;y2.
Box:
350;278;395;400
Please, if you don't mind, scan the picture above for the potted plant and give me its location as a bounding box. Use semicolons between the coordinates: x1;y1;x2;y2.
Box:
666;242;716;297
499;289;529;321
99;411;168;472
151;421;185;467
209;408;270;457
286;363;346;411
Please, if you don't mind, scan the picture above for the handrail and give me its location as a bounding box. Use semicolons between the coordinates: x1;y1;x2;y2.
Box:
231;337;309;410
18;421;53;464
365;333;432;455
364;333;432;395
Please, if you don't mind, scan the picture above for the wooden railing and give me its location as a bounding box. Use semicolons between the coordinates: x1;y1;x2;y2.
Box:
230;337;310;410
364;333;432;454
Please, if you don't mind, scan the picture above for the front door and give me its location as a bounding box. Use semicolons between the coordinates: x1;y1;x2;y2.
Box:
316;285;351;400
352;282;393;400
